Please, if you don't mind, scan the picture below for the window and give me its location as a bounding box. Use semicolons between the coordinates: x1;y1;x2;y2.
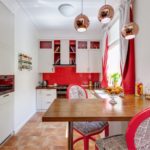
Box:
107;18;121;86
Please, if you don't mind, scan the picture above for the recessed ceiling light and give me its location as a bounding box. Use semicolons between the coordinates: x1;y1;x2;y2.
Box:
58;4;75;17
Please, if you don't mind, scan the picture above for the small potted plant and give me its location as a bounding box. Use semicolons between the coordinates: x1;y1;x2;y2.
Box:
111;73;120;87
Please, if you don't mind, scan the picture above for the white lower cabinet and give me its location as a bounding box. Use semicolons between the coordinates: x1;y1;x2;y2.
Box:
36;89;56;111
0;92;14;144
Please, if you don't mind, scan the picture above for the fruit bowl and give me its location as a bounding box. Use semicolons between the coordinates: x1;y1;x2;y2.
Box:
105;86;123;105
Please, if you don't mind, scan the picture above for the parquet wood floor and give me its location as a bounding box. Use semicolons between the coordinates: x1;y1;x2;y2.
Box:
0;113;99;150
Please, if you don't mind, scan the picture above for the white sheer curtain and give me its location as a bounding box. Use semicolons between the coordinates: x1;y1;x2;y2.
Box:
100;27;108;82
119;0;130;71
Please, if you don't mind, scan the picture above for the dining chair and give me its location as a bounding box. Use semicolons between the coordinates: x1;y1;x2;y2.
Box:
67;84;109;150
96;107;150;150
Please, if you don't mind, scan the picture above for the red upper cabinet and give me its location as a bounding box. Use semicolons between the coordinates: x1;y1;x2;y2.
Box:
90;41;100;49
78;41;88;49
40;41;52;49
38;40;54;73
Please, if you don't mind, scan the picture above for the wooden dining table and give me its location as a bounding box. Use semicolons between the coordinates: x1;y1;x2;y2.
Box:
42;94;150;150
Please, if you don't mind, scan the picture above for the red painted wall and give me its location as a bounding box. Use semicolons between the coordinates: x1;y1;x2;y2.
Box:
43;66;100;85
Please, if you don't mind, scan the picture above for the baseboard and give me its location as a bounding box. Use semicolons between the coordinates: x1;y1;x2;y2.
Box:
14;110;36;134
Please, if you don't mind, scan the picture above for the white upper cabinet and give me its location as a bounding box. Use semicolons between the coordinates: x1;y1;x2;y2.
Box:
89;50;101;73
76;40;101;73
0;3;14;75
38;49;54;73
38;41;54;73
76;49;89;73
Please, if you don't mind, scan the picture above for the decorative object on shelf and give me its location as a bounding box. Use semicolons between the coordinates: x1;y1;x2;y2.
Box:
121;22;139;40
18;53;32;71
74;0;89;32
98;0;114;24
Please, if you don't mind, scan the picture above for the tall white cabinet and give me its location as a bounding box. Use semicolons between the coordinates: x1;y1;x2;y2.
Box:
38;41;54;73
0;3;14;75
38;49;54;73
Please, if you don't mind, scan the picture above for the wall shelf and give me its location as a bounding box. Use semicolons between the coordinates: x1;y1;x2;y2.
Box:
18;53;32;71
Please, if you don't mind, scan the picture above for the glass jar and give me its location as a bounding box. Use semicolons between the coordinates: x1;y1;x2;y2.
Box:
145;87;150;100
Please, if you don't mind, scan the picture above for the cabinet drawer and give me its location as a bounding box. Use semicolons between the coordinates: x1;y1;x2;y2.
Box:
41;89;56;95
42;100;53;110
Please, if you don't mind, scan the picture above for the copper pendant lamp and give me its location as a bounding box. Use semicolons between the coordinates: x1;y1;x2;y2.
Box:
121;1;139;40
98;0;114;24
74;0;89;32
121;22;139;40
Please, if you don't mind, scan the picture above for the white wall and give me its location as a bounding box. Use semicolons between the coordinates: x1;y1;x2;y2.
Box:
39;29;103;40
14;8;38;132
1;0;39;132
135;0;150;88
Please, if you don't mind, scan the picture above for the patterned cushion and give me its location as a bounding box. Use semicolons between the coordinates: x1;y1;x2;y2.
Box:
73;121;108;136
96;134;127;150
69;86;87;99
135;118;150;150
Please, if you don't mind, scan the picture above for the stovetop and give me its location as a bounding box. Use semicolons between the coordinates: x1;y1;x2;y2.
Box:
56;85;68;89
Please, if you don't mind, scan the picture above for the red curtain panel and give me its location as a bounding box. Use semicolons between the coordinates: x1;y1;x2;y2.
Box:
122;7;135;94
101;35;109;88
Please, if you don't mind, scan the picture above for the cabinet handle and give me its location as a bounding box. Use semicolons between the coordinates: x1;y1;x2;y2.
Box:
47;101;51;103
3;94;9;97
46;94;51;96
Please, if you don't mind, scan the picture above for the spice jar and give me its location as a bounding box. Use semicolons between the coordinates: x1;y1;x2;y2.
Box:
88;81;93;89
135;82;143;96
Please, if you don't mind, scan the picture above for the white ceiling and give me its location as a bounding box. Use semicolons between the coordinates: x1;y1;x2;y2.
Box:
16;0;121;34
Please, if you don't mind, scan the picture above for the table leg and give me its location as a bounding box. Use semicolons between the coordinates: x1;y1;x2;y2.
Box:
68;122;73;150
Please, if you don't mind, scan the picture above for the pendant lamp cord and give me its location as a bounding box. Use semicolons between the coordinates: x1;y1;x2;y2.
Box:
81;0;83;14
105;0;106;5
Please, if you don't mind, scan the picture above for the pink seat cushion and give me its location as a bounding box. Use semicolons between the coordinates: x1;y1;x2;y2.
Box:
134;118;150;150
96;134;127;150
73;121;108;136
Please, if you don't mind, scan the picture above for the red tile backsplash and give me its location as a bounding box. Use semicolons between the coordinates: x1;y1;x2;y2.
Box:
43;66;100;85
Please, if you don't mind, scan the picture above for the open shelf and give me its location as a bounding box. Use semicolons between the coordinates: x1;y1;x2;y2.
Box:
90;41;100;49
54;40;61;65
69;40;76;65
